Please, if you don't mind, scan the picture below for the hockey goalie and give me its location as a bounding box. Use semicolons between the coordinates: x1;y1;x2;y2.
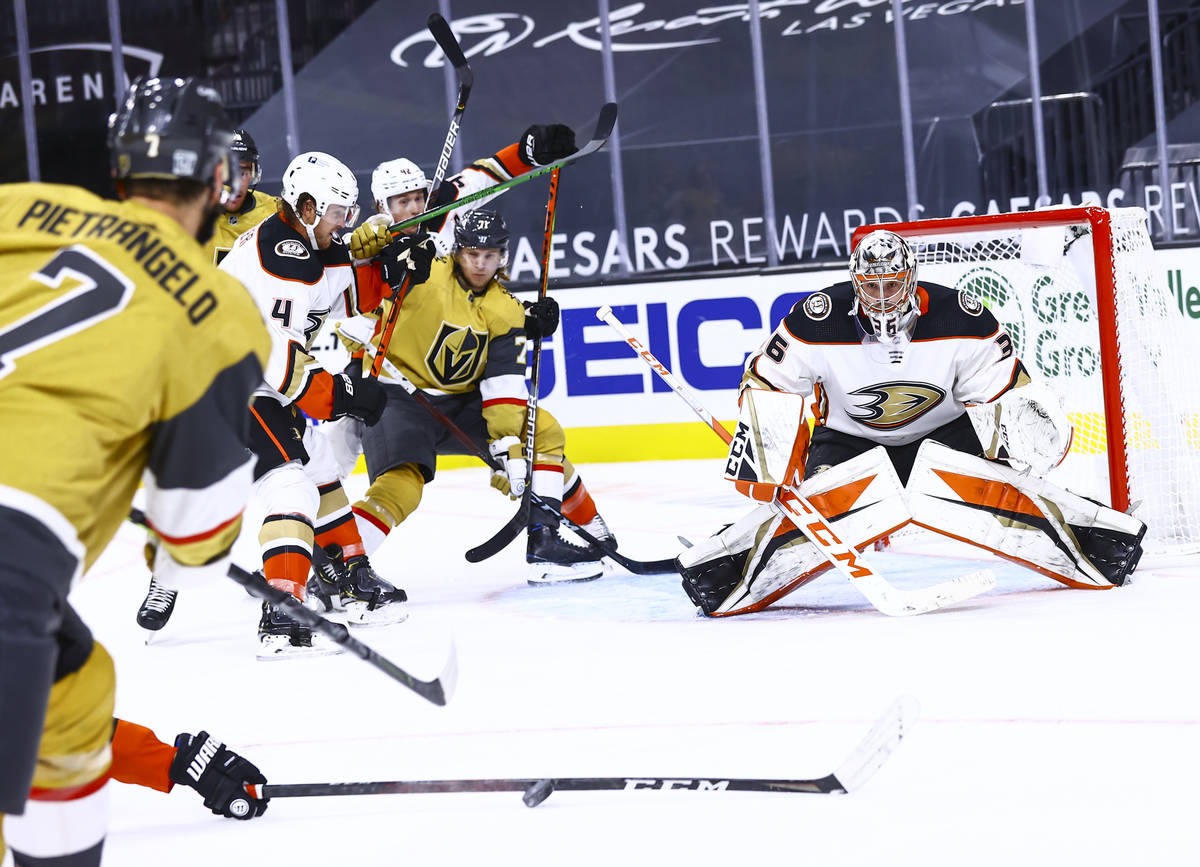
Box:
677;229;1146;617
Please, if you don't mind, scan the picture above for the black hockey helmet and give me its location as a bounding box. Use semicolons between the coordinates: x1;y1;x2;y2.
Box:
230;128;262;192
108;77;237;195
454;209;510;252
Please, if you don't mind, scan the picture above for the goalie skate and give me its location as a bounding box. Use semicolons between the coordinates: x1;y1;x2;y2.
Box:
527;522;604;585
256;602;343;660
307;545;408;627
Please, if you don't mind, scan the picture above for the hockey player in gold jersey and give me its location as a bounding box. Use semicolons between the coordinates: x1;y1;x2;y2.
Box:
0;78;271;865
205;128;277;265
347;204;616;585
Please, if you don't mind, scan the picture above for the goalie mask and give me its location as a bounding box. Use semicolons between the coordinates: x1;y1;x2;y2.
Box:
371;157;429;214
281;151;361;249
849;230;919;347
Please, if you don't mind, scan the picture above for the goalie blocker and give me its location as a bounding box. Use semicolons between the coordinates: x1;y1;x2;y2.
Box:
679;389;1145;616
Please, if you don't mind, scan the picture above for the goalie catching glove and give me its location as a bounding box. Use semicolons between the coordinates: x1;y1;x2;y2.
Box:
489;435;527;499
519;123;577;167
169;732;268;820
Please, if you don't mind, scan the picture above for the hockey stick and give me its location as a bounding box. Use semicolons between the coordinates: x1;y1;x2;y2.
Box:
127;509;456;706
386;103;618;238
596;306;995;617
370;12;472;379
475;168;560;556
261;695;915;805
348;337;675;575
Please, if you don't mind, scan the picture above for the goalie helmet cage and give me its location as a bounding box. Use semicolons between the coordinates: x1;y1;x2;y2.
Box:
851;206;1200;554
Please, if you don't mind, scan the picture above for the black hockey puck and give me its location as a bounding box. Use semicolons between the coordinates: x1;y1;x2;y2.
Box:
522;779;554;808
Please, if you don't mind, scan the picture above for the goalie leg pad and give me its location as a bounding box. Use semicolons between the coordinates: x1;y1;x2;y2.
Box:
677;505;831;616
907;440;1146;588
680;448;911;616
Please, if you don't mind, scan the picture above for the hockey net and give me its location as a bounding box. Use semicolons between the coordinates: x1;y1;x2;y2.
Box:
854;206;1200;554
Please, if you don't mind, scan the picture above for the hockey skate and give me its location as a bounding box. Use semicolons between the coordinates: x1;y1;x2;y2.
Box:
306;545;408;627
136;576;177;631
526;521;604;585
576;513;617;548
256;601;343;660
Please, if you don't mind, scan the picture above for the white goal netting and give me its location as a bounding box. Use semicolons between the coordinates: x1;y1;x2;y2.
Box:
877;207;1200;553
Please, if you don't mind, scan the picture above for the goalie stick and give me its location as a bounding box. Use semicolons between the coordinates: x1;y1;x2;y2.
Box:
371;11;472;378
385;102;618;238
596;306;996;617
260;695;916;806
127;509;456;706
348;336;675;575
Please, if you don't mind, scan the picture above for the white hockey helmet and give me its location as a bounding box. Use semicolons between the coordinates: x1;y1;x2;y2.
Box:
371;157;429;213
849;229;919;342
281;151;361;245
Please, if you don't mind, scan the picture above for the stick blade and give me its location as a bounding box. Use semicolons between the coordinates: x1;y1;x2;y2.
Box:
831;695;918;793
427;12;472;75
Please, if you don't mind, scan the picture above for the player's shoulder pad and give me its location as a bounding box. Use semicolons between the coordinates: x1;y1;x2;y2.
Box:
255;215;323;283
781;282;859;344
912;281;1000;340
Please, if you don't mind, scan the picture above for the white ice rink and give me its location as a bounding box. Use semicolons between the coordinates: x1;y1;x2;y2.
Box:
70;459;1198;866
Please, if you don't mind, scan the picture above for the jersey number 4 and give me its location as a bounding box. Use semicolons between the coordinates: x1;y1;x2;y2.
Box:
0;246;134;382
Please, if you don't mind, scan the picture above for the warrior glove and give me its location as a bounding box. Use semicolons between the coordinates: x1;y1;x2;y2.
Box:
519;123;577;167
349;213;392;263
524;297;560;339
379;232;437;290
169;731;269;820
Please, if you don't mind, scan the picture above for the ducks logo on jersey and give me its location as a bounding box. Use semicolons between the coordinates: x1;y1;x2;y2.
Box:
846;381;946;430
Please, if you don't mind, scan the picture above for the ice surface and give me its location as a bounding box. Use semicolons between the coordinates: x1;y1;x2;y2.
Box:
68;460;1199;865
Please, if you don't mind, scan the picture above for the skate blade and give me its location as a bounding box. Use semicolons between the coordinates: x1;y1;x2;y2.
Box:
527;565;605;586
256;636;345;661
342;603;409;628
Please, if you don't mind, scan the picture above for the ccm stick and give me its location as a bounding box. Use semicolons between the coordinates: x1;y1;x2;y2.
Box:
596;306;995;617
128;509;456;705
261;696;916;806
346;335;676;576
371;11;472;377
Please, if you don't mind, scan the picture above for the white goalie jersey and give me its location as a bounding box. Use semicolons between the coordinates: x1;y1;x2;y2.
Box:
742;281;1028;446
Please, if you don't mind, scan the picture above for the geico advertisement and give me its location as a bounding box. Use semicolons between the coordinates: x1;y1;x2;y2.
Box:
313;244;1200;430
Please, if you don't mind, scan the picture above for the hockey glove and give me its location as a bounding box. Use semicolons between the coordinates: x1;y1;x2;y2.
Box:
519;123;577;167
331;371;386;426
489;436;527;500
524;297;560;339
349;213;392;263
379;232;437;290
169;732;268;820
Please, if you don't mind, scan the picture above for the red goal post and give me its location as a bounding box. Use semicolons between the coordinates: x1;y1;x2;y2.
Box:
851;206;1200;553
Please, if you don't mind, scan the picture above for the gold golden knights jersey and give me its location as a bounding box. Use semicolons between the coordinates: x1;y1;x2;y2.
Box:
370;257;527;439
220;213;388;420
743;281;1027;447
206;189;278;265
0;183;269;576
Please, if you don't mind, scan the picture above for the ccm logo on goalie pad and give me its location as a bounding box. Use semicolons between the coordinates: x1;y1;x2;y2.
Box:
725;422;761;481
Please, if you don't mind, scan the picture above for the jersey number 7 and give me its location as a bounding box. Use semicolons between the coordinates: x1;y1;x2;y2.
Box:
0;246;133;382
